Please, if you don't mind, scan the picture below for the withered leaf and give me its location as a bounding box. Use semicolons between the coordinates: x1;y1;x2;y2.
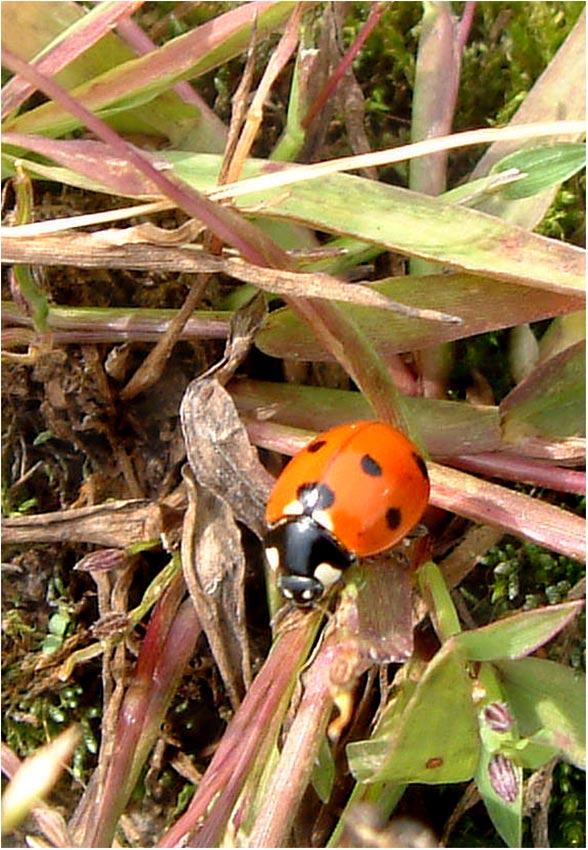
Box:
181;466;251;706
180;293;273;536
179;293;274;704
181;379;272;538
352;554;415;664
196;289;267;386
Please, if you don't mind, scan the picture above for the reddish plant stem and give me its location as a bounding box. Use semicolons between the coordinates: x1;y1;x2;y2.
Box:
302;2;384;130
450;452;586;496
157;611;321;847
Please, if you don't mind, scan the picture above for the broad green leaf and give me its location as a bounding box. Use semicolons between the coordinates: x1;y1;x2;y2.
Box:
254;273;583;362
241;172;584;296
3;140;584;298
468;12;585;229
513;733;560;770
347;642;479;784
490;143;586;200
501;341;586;441
454;600;585;661
229;379;502;457
346;663;420;783
495;657;586;769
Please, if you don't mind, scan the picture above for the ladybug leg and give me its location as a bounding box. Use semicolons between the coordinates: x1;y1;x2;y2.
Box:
406;522;429;539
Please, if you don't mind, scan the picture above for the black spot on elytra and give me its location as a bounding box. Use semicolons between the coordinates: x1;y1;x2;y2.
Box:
307;439;327;454
361;453;383;477
413;452;429;481
386;507;402;530
297;482;335;513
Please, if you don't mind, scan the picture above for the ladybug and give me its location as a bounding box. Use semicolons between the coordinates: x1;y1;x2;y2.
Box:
264;421;430;606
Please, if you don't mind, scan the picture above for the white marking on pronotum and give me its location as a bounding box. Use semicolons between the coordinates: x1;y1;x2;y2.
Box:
314;562;343;588
282;499;304;517
264;546;281;571
312;509;335;532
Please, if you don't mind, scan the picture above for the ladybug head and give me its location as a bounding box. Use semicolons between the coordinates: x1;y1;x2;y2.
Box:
264;515;355;607
277;572;325;607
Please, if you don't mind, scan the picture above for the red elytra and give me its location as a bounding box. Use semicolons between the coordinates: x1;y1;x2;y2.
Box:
265;420;430;557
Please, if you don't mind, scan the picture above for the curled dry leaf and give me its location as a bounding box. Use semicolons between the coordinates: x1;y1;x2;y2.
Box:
181;379;272;536
197;289;268;386
181;466;251;707
179;293;274;704
180;293;273;534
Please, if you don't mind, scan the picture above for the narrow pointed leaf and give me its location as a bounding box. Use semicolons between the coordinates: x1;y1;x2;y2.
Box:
417;561;461;642
501;341;586;441
454;600;585;661
490;143;586;200
254;274;583;361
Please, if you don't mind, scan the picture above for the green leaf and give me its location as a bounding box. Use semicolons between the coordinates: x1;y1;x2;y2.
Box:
12;265;49;333
474;664;523;847
4;3;298;140
501;341;586;441
347;642;479;784
495;657;586;769
254;273;582;363
441;169;528;206
17;140;580;296
311;736;335;804
241;171;584;296
454;600;585;661
476;748;523;847
538;311;586;362
48;612;70;637
270;45;308;162
41;634;64;654
5;140;584;300
490;143;586;200
513;733;560;770
229;378;501;457
417;561;461;642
